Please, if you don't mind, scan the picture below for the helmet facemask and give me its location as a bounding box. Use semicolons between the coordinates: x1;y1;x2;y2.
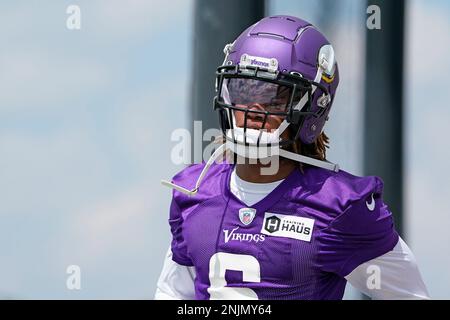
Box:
214;64;329;160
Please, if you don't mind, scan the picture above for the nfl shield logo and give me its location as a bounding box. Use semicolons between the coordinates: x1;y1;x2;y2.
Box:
239;208;256;226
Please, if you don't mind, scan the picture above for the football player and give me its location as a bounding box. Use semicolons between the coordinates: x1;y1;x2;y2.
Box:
155;15;429;300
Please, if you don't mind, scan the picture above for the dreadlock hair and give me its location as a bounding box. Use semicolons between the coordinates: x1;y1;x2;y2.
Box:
289;129;330;174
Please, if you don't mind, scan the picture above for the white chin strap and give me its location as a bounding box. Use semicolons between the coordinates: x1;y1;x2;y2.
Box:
160;141;339;196
225;137;339;172
161;143;228;196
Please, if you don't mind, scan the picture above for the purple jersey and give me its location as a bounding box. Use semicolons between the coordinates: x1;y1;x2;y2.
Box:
168;163;398;300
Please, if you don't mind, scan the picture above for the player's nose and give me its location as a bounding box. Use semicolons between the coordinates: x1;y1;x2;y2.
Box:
247;103;266;120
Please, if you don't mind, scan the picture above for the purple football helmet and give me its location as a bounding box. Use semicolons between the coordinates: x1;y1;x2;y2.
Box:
214;15;339;147
161;15;341;196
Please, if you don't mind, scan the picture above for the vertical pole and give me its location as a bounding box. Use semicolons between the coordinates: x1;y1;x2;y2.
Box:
190;0;265;162
364;0;405;235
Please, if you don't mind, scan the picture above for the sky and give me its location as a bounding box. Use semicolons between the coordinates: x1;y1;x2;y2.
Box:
0;0;192;299
0;0;449;299
404;0;450;299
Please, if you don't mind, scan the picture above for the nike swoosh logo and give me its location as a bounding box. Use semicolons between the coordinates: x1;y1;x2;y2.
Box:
366;193;375;211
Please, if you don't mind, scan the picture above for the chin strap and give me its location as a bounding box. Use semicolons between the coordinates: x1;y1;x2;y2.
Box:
160;143;227;196
161;142;339;196
279;148;339;172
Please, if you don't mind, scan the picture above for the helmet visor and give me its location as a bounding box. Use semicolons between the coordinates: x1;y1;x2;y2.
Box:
220;77;299;113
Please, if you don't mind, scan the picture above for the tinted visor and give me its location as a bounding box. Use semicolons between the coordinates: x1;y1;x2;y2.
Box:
220;78;303;113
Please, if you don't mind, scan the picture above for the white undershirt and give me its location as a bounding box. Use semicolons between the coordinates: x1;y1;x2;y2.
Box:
229;167;285;206
155;167;430;300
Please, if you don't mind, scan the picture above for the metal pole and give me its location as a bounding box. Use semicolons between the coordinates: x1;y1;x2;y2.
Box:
364;0;405;236
190;0;265;163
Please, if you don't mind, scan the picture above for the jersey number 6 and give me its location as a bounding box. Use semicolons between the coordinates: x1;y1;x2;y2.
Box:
207;252;260;299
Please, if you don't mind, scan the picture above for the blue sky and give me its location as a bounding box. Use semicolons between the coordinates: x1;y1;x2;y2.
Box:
0;0;449;299
0;0;192;298
404;0;450;299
